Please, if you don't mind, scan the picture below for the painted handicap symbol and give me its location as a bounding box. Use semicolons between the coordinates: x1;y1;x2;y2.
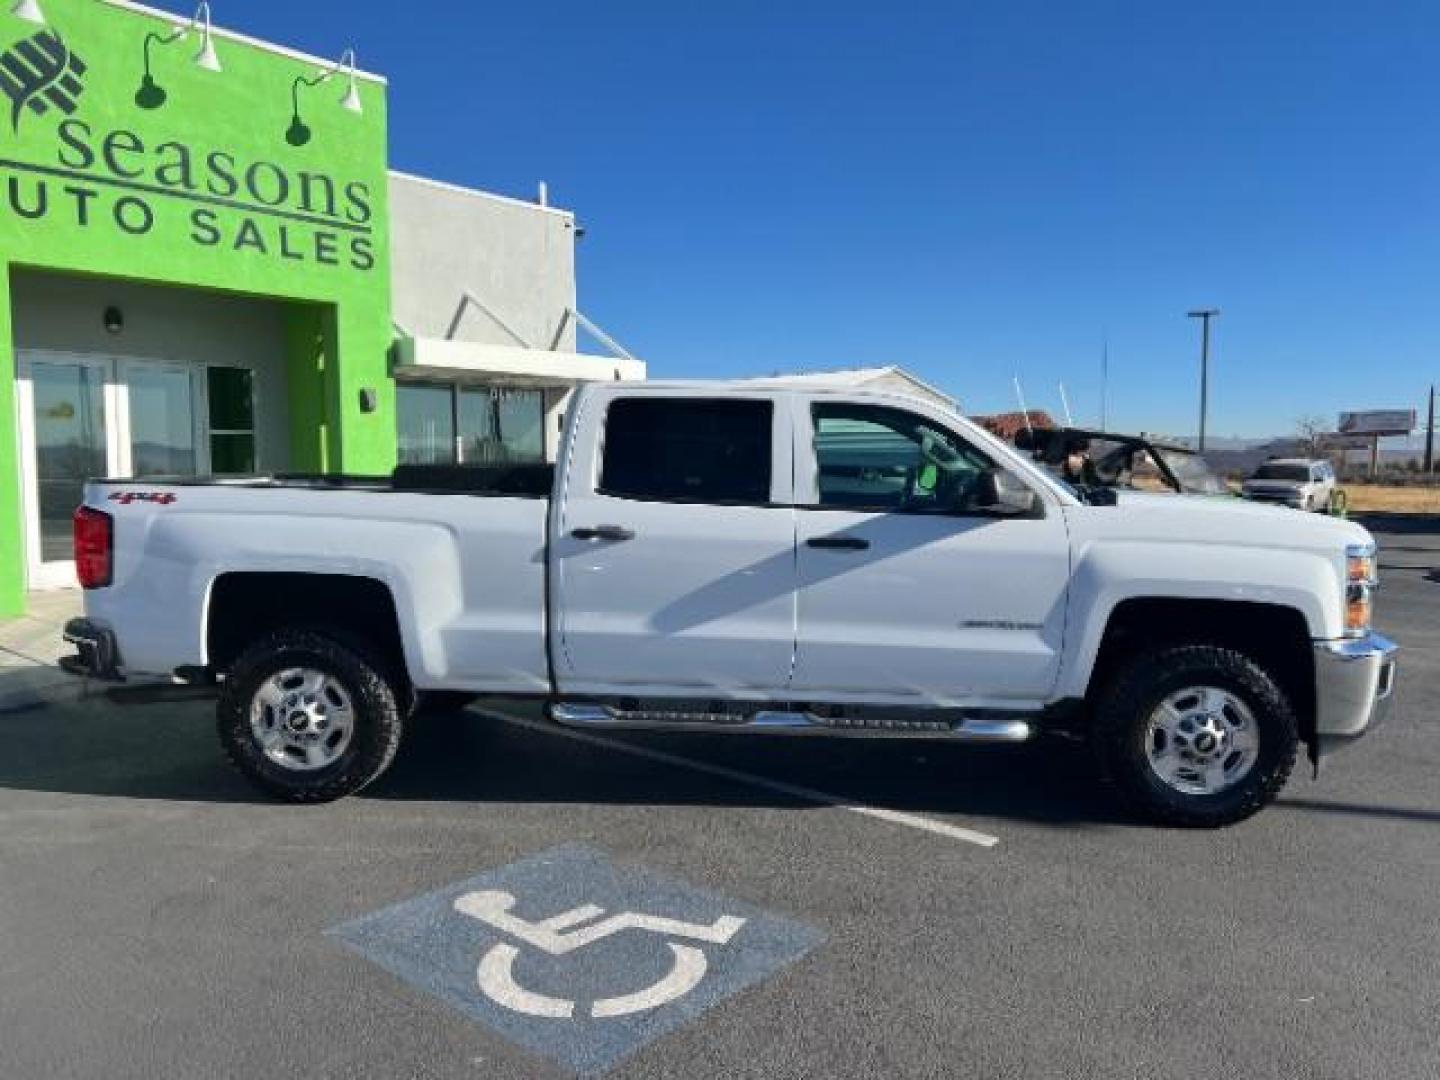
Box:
453;889;747;1020
330;846;823;1075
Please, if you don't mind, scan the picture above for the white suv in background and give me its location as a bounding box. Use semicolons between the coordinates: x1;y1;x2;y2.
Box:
1242;458;1337;512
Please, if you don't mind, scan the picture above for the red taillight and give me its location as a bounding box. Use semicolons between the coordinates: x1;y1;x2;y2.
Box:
73;506;113;589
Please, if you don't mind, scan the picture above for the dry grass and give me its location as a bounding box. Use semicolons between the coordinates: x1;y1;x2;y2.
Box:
1341;484;1440;515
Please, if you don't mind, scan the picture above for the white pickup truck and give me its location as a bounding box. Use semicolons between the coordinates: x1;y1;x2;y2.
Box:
63;381;1397;826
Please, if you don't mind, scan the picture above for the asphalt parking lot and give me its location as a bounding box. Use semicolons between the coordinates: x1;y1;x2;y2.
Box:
2;515;1436;1080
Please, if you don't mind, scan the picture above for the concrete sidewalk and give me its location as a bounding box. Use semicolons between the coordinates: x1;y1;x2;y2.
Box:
0;591;84;712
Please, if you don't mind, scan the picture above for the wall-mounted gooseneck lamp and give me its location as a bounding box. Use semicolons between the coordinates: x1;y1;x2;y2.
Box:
135;2;221;111
10;0;46;25
286;48;362;147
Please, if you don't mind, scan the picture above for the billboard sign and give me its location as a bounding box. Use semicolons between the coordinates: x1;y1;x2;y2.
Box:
1338;410;1416;436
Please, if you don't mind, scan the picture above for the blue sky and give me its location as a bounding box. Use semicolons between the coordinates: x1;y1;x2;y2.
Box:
155;0;1437;438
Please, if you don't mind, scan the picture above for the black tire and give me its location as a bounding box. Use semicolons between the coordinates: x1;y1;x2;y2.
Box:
412;691;480;717
217;628;404;802
1092;644;1298;828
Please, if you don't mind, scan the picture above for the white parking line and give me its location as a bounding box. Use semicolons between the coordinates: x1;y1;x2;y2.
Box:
490;712;1000;849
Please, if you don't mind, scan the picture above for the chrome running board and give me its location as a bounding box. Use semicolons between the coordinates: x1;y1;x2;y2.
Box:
548;702;1034;743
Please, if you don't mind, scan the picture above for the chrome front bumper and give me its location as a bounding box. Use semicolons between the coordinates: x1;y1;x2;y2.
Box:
1313;632;1397;748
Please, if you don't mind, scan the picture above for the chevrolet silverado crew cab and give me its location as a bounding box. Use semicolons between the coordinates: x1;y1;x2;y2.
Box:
63;381;1398;827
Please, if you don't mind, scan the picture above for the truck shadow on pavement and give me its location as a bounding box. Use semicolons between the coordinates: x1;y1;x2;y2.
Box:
0;689;1127;826
0;691;271;803
367;708;1133;828
2;696;1433;830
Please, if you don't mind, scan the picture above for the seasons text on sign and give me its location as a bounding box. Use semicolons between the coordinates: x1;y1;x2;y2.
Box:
0;118;375;271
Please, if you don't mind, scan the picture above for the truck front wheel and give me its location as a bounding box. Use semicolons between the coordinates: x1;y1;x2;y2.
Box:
217;628;404;802
1092;644;1298;827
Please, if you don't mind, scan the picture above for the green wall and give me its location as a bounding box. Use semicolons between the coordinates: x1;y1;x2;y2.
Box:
0;0;394;614
0;264;17;614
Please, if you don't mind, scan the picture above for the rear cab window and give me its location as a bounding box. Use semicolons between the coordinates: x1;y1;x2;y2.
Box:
600;397;774;505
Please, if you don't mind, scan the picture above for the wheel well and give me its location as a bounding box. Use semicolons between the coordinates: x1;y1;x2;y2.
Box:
1089;598;1316;742
206;573;407;679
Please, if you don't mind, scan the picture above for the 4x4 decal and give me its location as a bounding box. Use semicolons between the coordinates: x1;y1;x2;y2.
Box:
108;491;177;506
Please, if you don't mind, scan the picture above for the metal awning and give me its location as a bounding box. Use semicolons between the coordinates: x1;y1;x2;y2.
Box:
393;338;647;387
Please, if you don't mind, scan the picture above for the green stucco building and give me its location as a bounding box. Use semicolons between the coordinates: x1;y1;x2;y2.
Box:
2;0;641;616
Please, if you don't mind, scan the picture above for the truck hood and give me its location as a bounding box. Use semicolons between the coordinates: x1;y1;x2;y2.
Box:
1099;490;1372;553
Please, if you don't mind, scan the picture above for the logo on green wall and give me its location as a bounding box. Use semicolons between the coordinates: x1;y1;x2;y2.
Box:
0;30;87;133
0;23;376;274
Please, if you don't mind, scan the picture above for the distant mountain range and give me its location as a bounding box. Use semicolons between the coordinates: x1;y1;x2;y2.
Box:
1153;433;1434;474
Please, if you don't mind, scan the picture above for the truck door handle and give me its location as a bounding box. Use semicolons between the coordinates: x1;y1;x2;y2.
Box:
806;535;870;551
571;524;635;542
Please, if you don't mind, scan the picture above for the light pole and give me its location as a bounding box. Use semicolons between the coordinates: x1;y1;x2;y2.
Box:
1425;384;1435;474
1187;309;1220;452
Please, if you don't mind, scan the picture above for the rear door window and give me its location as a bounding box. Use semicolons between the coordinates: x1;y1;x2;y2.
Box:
600;397;773;504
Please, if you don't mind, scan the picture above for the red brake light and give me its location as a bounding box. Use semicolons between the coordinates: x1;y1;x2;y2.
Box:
73;506;113;589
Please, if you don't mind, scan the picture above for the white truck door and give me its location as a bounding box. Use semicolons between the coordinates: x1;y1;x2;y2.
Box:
790;398;1070;705
553;390;797;697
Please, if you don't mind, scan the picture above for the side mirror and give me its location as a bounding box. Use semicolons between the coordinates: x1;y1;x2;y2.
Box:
975;468;1038;515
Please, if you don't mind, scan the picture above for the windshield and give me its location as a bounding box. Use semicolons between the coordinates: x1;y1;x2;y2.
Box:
1252;464;1310;482
1157;448;1229;494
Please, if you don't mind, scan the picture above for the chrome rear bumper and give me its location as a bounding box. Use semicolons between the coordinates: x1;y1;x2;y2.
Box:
1313;632;1397;750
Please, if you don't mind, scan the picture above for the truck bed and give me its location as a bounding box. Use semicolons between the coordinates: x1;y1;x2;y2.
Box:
83;465;554;691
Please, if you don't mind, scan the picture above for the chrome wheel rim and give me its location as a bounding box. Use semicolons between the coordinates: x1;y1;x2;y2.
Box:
249;666;355;772
1144;686;1259;796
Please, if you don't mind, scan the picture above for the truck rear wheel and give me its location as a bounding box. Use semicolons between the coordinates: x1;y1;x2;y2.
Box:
1092;644;1298;827
217;628;404;802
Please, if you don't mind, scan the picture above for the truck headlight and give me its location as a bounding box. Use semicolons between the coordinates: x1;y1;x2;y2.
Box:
1345;545;1377;637
1348;551;1376;584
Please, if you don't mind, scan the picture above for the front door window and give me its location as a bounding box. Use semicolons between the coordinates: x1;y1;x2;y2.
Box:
811;403;992;513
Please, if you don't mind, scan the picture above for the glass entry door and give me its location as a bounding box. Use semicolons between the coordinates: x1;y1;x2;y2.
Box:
17;354;212;590
16;353;122;589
